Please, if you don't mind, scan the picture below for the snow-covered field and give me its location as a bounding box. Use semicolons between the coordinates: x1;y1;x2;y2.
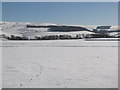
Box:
2;39;118;88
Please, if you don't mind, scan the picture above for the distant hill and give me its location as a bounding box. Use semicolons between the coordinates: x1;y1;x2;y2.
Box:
0;22;119;40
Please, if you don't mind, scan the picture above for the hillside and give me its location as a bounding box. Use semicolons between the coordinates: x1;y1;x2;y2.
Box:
0;22;119;40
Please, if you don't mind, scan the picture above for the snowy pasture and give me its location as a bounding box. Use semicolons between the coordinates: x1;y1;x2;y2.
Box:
2;39;118;88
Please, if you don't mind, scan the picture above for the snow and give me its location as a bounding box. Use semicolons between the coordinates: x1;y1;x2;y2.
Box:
0;39;2;89
38;23;58;26
44;31;94;38
0;22;95;39
63;24;97;31
0;22;119;39
85;38;120;41
0;22;118;88
2;40;118;88
110;26;118;30
109;32;119;37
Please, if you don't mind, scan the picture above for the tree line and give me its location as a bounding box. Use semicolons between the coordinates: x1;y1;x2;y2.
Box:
1;33;115;40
